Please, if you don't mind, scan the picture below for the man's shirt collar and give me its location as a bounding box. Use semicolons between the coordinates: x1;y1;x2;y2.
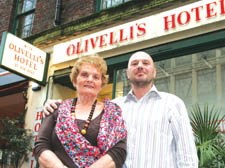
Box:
125;84;161;102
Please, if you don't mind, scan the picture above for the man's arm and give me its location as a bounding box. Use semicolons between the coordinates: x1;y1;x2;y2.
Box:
43;99;62;117
89;154;116;168
170;99;198;168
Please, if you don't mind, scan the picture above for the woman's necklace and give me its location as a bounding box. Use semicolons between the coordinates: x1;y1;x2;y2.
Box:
71;98;97;135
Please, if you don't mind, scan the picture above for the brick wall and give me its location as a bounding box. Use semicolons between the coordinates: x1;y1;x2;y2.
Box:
0;0;17;43
61;0;95;23
0;0;95;42
33;0;95;34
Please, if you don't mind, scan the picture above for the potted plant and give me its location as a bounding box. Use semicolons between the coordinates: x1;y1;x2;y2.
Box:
0;114;33;168
190;104;225;168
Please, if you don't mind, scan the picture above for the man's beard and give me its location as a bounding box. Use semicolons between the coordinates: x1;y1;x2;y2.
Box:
131;78;153;88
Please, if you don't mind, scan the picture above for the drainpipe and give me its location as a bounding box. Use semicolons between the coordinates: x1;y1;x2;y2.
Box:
54;0;62;26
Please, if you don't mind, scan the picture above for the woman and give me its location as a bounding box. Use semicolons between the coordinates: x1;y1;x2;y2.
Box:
34;55;127;168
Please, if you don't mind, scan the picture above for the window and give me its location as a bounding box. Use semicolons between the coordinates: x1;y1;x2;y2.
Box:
114;47;225;114
97;0;131;10
14;0;37;38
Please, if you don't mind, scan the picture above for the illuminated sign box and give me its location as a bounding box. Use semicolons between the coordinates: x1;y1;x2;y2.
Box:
0;32;49;85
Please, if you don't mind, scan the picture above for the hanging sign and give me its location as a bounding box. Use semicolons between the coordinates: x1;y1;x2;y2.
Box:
0;32;49;85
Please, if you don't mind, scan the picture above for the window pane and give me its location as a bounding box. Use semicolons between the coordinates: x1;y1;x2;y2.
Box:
102;0;109;9
17;13;34;38
24;13;34;25
112;0;123;6
222;64;225;104
155;78;170;93
18;0;37;13
221;48;225;106
176;54;192;66
197;68;217;104
22;24;32;38
176;72;192;106
115;69;131;97
101;0;131;10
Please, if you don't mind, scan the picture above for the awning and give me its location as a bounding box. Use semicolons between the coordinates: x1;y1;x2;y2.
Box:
0;70;25;87
0;81;28;118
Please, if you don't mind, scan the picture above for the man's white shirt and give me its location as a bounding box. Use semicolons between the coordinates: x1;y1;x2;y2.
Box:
112;85;198;168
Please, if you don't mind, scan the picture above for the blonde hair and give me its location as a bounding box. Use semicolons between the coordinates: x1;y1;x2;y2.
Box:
70;54;109;87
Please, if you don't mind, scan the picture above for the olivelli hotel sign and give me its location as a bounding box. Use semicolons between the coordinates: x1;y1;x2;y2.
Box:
0;32;49;85
52;0;225;64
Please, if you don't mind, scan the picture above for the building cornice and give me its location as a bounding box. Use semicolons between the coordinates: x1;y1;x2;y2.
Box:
25;0;192;47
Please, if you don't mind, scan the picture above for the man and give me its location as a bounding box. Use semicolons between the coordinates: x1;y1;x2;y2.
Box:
43;51;198;167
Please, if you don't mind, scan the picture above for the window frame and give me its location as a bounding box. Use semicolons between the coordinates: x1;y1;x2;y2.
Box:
12;0;37;38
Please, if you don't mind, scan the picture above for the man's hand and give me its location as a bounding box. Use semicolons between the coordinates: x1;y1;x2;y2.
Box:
43;99;62;117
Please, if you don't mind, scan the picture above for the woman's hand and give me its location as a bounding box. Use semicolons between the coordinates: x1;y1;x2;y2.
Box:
38;150;66;168
89;154;116;168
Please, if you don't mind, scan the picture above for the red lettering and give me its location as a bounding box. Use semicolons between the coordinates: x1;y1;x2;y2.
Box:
164;14;176;30
119;29;128;42
9;43;14;49
109;32;118;45
14;54;19;61
220;0;225;14
34;123;41;132
130;25;134;39
76;42;83;54
27;60;31;66
25;59;29;66
41;58;44;64
30;159;34;168
217;120;222;132
206;1;217;18
34;135;38;141
178;11;191;25
25;50;31;58
32;150;35;157
38;56;44;64
90;37;99;49
20;48;25;55
137;23;146;37
13;45;19;53
85;39;89;52
36;111;43;120
191;6;203;21
99;34;108;47
20;57;25;64
32;62;38;70
222;119;225;133
66;44;75;56
20;66;25;71
33;55;38;62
